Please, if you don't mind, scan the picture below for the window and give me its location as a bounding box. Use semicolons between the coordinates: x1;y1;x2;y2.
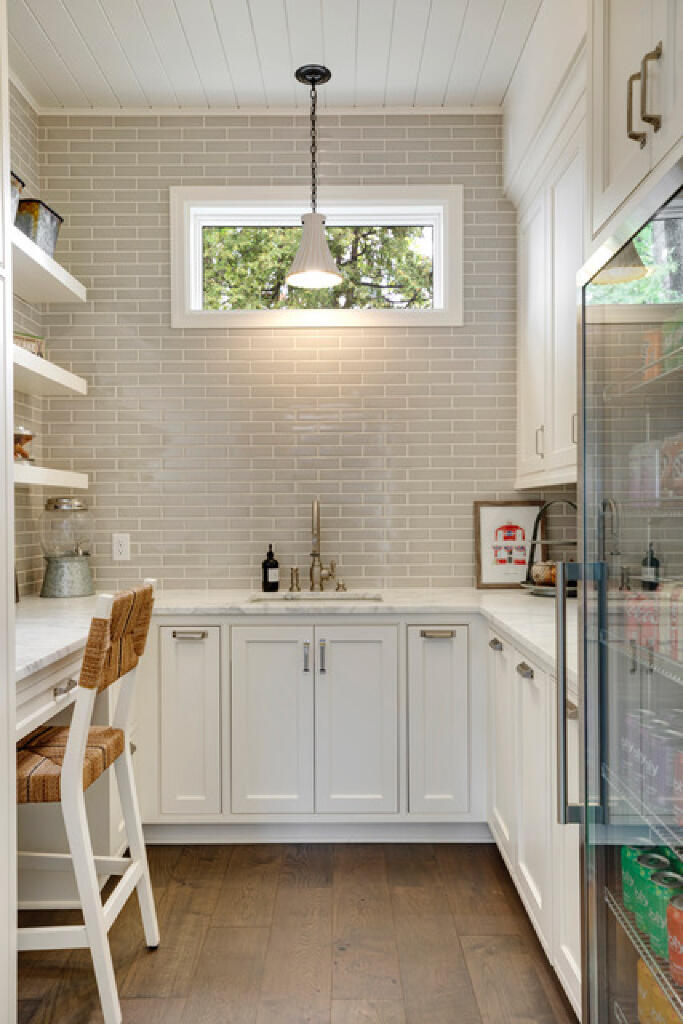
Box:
170;186;463;328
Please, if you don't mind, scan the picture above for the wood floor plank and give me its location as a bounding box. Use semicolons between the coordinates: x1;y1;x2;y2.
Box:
383;844;443;889
212;844;284;927
256;996;331;1024
260;888;332;1000
435;844;523;936
331;999;407;1023
332;845;402;1002
391;886;482;1024
184;926;269;1024
279;844;333;889
461;934;573;1024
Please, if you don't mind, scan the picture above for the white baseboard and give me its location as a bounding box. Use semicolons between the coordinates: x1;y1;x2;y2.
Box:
142;821;493;844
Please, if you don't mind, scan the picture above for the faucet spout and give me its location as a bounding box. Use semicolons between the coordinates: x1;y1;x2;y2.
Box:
309;497;336;592
312;497;320;557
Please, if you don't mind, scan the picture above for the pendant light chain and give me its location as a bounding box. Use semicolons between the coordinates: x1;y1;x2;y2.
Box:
310;81;317;213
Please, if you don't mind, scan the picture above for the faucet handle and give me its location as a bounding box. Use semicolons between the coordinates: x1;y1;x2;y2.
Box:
329;560;337;579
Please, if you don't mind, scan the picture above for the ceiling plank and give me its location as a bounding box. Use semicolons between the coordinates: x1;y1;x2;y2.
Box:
320;0;357;108
444;0;505;106
210;0;267;108
355;0;395;107
248;0;296;107
385;0;430;106
61;0;149;106
8;33;61;108
97;0;180;106
172;0;236;107
134;0;210;107
474;0;541;105
286;0;324;108
414;0;468;107
7;0;91;106
22;0;120;106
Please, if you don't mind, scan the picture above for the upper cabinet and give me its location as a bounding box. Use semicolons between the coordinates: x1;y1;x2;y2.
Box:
590;0;683;241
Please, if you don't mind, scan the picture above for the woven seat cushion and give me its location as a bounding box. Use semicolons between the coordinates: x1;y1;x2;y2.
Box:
16;725;125;804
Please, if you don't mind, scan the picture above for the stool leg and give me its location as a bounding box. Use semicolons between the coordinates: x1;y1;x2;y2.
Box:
115;747;160;948
62;787;122;1024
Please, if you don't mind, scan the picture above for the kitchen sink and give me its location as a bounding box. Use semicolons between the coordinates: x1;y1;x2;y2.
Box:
248;591;383;603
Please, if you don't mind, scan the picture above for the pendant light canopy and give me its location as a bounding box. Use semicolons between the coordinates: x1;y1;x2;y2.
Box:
286;64;342;290
593;239;652;285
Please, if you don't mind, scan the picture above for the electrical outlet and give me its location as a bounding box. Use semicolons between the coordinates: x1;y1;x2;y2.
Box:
112;533;130;562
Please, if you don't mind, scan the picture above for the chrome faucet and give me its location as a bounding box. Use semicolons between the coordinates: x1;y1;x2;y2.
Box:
310;497;336;591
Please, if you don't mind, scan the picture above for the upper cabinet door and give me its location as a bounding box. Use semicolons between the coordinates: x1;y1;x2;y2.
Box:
650;0;683;166
231;625;314;814
407;625;469;815
590;0;653;238
517;193;548;479
315;625;398;814
545;131;584;479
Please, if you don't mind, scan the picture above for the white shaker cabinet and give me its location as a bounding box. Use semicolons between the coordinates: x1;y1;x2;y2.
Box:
516;192;548;480
486;632;517;866
315;625;398;813
651;0;683;167
407;625;469;815
231;625;314;814
159;626;221;815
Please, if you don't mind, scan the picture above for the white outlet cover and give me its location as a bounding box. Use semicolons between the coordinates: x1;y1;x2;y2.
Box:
112;533;130;562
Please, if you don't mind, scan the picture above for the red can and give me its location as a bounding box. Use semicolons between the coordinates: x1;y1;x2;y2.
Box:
667;893;683;984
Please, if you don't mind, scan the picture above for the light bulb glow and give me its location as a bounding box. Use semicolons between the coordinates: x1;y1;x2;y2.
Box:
286;211;341;289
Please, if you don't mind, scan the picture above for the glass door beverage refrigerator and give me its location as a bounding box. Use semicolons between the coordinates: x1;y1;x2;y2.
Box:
561;161;683;1024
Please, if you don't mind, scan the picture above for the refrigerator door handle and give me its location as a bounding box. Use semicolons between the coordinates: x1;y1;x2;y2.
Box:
556;561;583;825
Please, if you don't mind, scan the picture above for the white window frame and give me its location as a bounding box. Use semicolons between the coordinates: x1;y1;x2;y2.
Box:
170;185;463;328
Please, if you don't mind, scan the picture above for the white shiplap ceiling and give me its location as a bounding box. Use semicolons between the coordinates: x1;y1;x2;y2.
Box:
8;0;543;114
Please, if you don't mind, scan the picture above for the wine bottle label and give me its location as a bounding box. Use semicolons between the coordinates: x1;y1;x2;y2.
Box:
642;566;657;580
268;568;279;583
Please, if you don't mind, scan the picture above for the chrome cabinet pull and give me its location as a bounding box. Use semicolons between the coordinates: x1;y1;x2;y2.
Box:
535;425;544;458
420;629;455;639
130;741;137;755
571;412;578;445
319;640;327;673
640;41;662;132
53;677;78;699
172;629;208;640
515;662;534;679
303;641;310;673
488;637;503;652
627;71;647;147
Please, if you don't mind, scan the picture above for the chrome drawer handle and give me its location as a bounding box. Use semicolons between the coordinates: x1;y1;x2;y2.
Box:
319;640;327;673
516;662;534;679
488;637;503;652
53;678;78;699
172;630;208;640
535;425;545;457
420;629;455;639
303;641;310;673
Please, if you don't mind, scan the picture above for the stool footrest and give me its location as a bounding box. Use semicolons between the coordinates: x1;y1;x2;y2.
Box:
18;851;131;875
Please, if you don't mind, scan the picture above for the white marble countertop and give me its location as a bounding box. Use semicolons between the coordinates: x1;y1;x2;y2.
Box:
16;587;578;687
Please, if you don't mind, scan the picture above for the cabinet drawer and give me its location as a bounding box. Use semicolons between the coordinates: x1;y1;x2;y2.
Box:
16;655;83;740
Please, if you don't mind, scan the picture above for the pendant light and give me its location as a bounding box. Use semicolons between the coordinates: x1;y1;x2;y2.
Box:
593;239;651;284
286;64;342;289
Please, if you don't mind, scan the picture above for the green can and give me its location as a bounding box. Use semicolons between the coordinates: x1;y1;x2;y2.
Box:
635;852;670;931
621;846;644;912
647;870;683;957
664;846;683;876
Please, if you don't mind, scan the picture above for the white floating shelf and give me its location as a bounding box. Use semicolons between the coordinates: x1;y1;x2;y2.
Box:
12;227;87;305
14;463;88;490
13;345;87;398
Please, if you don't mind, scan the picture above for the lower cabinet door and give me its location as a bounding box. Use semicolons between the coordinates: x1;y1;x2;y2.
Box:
552;692;582;1016
515;652;553;951
160;626;221;815
231;625;314;814
408;625;469;814
487;632;517;863
315;625;398;813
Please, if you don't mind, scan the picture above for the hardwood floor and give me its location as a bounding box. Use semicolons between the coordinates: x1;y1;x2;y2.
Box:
18;843;578;1024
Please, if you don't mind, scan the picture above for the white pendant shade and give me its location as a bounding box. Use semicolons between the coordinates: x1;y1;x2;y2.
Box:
286;212;342;289
593;239;651;284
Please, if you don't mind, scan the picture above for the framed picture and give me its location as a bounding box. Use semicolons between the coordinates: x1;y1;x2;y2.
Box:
474;500;543;589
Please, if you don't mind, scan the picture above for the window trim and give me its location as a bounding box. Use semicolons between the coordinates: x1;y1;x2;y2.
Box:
170;185;463;328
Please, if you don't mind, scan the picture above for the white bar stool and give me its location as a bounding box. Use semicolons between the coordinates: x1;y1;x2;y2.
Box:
16;581;160;1024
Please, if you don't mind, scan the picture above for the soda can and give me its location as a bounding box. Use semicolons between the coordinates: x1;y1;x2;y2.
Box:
635;852;671;931
668;894;683;984
647;870;683;957
665;845;683;875
621;845;644;912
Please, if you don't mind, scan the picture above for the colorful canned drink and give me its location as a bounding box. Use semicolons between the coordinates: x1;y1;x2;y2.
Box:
635;852;670;931
647;870;683;957
668;894;683;984
621;845;643;912
667;846;683;875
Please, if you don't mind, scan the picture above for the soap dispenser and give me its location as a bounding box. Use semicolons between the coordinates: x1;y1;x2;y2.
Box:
262;544;279;592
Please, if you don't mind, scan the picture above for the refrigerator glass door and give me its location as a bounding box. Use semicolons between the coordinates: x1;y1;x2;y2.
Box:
583;186;683;1023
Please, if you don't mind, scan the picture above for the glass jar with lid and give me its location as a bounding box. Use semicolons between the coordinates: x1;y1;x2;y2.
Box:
39;497;94;597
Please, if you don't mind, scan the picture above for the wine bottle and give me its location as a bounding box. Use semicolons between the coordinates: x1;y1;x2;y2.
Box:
641;542;660;592
262;544;279;593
